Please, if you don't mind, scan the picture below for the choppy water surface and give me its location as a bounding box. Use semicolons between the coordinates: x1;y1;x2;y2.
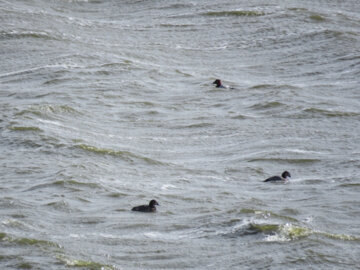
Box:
1;0;360;269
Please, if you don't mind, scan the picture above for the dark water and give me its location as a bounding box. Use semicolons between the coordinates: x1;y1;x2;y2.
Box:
1;0;360;269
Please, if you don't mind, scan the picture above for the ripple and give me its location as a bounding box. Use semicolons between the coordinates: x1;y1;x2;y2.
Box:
16;104;82;118
75;143;167;165
25;179;103;192
56;255;114;270
248;157;320;164
203;11;265;17
0;232;60;248
220;221;359;242
250;101;285;110
302;107;360;117
0;30;60;41
309;14;327;22
8;126;42;132
240;208;298;222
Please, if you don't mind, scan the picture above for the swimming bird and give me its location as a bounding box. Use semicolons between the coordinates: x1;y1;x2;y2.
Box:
131;199;159;212
263;171;291;182
213;79;226;88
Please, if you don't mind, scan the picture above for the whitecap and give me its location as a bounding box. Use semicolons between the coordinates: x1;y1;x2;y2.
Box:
161;184;177;190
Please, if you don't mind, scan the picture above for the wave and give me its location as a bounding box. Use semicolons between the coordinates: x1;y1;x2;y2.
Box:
0;232;59;248
288;7;329;23
184;123;214;128
42;77;76;85
338;183;360;188
302;107;360;117
171;122;214;129
0;30;60;41
0;232;114;269
158;3;195;10
0;66;53;79
56;255;114;270
16;104;82;118
8;126;42;132
303;29;357;42
203;10;265;17
54;179;101;189
249;84;300;90
64;0;103;3
264;223;359;242
222;222;359;242
175;69;194;77
25;179;103;194
248;157;320;164
76;144;166;165
260;223;311;241
160;23;196;29
309;14;326;22
230;114;248;120
240;208;298;222
221;207;359;242
250;101;285;110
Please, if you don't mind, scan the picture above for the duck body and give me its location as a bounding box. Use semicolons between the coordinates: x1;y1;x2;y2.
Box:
132;199;159;212
213;79;233;89
213;79;226;88
264;171;291;182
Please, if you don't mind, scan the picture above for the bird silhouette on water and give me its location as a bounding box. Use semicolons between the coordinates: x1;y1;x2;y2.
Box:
263;171;291;182
131;200;159;212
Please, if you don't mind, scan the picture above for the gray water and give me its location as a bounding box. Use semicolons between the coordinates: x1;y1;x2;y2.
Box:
1;0;360;269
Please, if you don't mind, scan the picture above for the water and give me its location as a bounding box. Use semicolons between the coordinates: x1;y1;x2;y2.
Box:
1;0;360;269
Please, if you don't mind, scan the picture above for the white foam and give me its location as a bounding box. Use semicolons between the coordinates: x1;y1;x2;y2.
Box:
160;184;177;190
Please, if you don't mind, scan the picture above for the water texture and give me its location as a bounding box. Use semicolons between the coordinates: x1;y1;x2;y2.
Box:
1;0;360;269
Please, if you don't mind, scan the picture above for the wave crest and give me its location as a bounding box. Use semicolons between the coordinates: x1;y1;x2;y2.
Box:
204;10;265;17
76;144;166;165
